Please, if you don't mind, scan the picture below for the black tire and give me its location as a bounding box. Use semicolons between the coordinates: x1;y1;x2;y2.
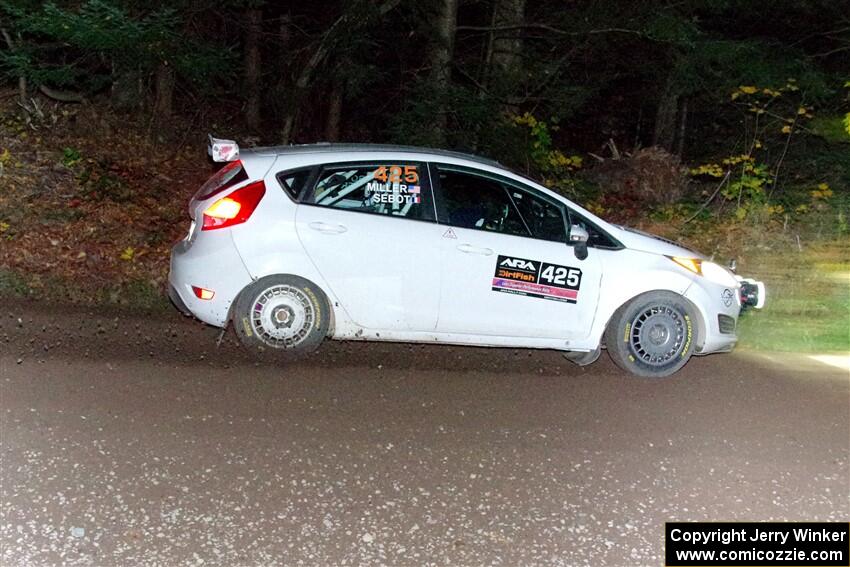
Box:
233;275;330;355
604;291;698;378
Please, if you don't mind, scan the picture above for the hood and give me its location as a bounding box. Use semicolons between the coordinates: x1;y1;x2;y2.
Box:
613;225;705;259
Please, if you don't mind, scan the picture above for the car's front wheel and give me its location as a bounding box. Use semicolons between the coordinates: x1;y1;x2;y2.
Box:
605;291;698;378
233;275;330;355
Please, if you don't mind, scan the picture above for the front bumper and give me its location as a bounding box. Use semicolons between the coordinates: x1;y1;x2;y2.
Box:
684;274;766;355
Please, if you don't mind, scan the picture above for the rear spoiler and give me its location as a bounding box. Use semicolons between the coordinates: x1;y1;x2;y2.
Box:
208;135;239;162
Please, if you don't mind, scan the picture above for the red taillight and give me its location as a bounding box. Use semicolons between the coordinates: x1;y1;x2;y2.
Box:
192;286;215;300
202;180;265;230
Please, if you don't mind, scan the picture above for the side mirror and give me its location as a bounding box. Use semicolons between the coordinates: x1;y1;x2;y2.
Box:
569;224;589;260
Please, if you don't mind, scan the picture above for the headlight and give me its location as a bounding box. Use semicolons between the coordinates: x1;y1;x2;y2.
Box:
701;261;739;286
670;256;703;275
669;256;738;286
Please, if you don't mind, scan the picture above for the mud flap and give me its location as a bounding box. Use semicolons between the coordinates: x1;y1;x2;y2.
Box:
563;347;602;367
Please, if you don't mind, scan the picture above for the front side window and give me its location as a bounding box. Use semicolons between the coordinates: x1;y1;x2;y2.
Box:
303;163;434;221
436;166;566;242
566;209;622;249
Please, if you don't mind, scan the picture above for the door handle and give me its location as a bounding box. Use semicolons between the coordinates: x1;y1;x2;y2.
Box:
457;243;494;256
308;221;348;234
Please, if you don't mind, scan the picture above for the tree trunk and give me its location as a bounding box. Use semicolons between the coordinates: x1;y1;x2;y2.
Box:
478;5;497;90
244;7;262;131
429;0;459;145
3;32;26;103
153;61;174;121
675;98;688;158
325;80;343;142
653;74;678;152
111;60;142;111
472;0;524;149
280;11;344;143
38;85;83;103
281;115;296;145
490;0;525;83
0;25;26;104
280;0;400;143
277;13;294;143
17;75;26;104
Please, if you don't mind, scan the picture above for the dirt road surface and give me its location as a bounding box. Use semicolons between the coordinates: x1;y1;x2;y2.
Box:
1;301;848;566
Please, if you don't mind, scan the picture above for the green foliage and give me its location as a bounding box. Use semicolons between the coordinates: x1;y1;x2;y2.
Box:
688;79;842;223
810;115;850;143
686;40;828;102
510;112;584;196
722;160;770;220
61;146;81;168
76;159;130;202
644;11;700;45
0;268;30;297
96;278;168;310
0;1;233;96
172;43;237;90
21;2;168;57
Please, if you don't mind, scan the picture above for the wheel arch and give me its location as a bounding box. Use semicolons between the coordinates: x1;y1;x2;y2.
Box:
597;287;707;351
227;273;337;337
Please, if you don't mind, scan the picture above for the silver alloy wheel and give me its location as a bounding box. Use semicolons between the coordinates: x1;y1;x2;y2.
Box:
250;284;315;348
629;305;685;366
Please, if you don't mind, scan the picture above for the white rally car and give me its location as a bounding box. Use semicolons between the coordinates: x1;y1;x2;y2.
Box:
169;139;765;377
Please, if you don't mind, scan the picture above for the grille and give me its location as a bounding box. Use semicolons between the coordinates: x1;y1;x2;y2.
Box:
718;314;736;334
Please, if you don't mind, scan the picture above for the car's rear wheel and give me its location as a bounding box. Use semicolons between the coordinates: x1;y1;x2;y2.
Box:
605;291;697;378
233;275;330;355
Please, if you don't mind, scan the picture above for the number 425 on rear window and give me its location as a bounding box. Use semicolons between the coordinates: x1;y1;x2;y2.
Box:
373;165;419;184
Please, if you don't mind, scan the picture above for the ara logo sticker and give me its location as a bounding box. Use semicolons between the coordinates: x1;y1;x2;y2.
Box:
442;228;457;239
499;257;537;271
492;255;582;304
721;288;734;307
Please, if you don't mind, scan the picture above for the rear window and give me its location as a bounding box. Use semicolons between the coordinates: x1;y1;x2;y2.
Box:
196;160;248;201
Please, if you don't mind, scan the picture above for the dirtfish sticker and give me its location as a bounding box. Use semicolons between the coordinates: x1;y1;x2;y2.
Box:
492;255;582;303
366;181;421;204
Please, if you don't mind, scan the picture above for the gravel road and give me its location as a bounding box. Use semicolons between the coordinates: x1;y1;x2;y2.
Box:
1;301;848;566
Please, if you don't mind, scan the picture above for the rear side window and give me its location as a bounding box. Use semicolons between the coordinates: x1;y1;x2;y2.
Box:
303;163;434;221
196;160;248;200
277;168;314;201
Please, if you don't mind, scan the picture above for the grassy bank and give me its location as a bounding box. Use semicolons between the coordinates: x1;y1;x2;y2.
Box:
0;269;169;313
736;241;849;353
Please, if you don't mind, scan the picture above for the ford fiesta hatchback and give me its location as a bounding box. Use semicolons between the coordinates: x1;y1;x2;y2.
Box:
169;139;765;377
